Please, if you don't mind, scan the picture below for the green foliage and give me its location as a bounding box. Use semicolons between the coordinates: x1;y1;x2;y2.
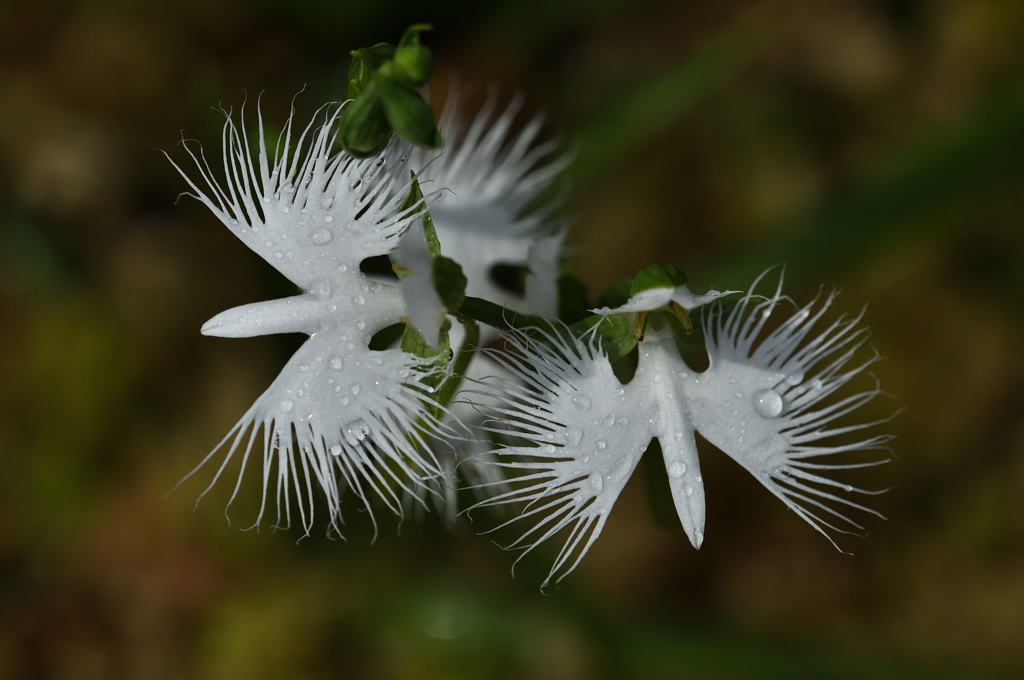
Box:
628;262;687;296
339;24;441;157
432;256;466;314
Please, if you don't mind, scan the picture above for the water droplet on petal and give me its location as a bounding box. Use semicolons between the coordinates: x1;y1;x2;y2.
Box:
668;461;686;478
785;370;804;386
597;441;607;450
280;399;294;412
565;427;583;447
573;394;591;411
685;484;694;497
753;391;782;417
330;444;343;456
350;385;360;395
589;473;604;493
299;364;310;372
343;419;370;445
322;215;333;224
329;356;343;370
603;414;615;427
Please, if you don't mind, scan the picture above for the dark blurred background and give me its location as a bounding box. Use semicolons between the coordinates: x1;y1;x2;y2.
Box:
2;1;1024;678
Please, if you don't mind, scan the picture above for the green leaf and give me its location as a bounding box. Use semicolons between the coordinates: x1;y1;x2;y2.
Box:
629;263;687;297
338;82;392;158
572;314;636;362
557;274;590;324
432;256;467;313
378;77;442;149
398;176;440;256
346;42;396;100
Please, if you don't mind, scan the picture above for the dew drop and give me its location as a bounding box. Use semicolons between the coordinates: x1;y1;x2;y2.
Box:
343;419;370;445
307;228;331;244
322;215;334;224
329;356;343;370
785;370;804;386
573;394;591;411
734;391;743;398
350;385;360;395
603;414;615;427
597;441;607;450
589;473;604;493
353;294;366;306
753;391;782;417
280;399;294;412
356;320;366;330
340;396;349;406
565;427;583;447
685;484;694;497
330;444;343;456
668;461;686;478
320;196;334;210
299;364;310;372
274;251;283;259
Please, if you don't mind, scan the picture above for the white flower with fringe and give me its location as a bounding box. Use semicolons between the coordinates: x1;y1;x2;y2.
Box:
467;270;894;587
167;102;458;538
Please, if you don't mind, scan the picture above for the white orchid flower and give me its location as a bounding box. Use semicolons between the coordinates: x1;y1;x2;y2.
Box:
405;90;570;316
469;271;893;587
167;103;456;538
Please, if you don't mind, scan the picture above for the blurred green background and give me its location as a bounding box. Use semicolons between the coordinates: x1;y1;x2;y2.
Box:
2;1;1024;678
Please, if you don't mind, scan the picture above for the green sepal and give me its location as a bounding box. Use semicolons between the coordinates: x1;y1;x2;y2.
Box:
378;77;442;149
433;256;466;313
595;276;634;309
393;24;433;87
572;313;636;363
339;81;392;158
346;42;396;100
401;318;452;409
557;274;590;325
397;175;440;257
629;263;687;297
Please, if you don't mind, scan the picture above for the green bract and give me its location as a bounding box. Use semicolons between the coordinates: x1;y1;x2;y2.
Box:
339;24;441;157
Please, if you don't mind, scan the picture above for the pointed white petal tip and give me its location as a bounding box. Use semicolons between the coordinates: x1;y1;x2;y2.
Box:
201;296;323;338
689;528;704;550
671;285;742;311
591;285;741;316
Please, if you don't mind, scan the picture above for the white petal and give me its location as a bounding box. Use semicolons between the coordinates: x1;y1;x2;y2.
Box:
683;271;891;546
466;325;652;587
394;216;447;348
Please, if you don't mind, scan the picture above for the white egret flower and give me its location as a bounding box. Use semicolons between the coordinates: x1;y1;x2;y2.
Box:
168;103;454;538
405;90;570;315
469;272;893;587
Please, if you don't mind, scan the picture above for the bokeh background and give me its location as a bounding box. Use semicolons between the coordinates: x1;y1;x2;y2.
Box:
2;1;1024;678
